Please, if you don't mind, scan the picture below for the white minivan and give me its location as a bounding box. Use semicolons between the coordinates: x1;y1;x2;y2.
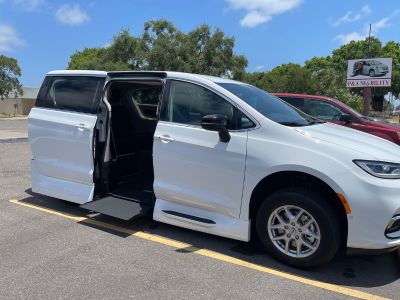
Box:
28;70;400;267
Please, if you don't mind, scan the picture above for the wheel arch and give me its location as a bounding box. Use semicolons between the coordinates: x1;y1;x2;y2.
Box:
248;171;348;247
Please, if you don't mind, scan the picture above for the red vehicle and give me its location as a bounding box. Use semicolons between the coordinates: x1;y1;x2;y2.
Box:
274;93;400;145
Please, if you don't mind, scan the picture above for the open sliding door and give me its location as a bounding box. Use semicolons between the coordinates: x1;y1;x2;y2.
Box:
29;73;106;204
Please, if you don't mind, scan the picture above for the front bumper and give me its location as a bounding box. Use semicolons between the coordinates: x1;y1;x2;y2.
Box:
339;170;400;250
377;70;389;75
347;245;400;256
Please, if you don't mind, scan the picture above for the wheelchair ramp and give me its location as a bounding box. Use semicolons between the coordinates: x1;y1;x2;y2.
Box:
80;196;152;220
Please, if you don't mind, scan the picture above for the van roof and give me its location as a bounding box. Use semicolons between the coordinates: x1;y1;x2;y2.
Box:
47;70;108;76
46;70;243;85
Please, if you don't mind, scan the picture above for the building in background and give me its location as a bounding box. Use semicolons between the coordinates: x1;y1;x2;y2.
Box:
0;87;39;116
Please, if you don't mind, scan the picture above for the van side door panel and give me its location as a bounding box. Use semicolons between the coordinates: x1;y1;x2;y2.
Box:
29;108;98;203
29;75;105;204
153;122;248;217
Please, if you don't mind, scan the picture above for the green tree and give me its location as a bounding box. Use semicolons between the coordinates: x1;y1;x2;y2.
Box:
68;48;108;70
107;29;146;70
0;55;23;100
330;37;383;70
244;63;314;94
68;20;247;79
382;41;400;98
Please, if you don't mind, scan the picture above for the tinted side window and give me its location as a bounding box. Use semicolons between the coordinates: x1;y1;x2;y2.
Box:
167;80;237;129
304;99;344;121
280;97;305;110
36;76;105;114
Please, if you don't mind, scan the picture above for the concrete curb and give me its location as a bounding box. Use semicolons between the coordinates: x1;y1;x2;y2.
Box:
0;137;28;143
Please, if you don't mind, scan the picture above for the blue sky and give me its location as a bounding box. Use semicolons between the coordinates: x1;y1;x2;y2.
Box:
0;0;399;87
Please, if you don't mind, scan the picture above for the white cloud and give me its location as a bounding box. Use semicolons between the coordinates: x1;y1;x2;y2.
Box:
371;9;400;32
227;0;302;28
55;4;90;26
240;11;271;27
330;5;371;27
361;5;371;14
0;24;25;51
334;10;400;44
361;5;371;15
334;31;365;44
254;65;267;71
13;0;44;12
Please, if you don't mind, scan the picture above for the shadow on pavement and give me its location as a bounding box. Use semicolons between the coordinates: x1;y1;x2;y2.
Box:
19;191;400;291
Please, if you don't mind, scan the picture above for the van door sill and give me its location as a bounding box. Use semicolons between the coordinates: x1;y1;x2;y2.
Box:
162;210;216;227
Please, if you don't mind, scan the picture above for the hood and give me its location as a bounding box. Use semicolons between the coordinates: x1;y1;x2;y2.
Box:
362;118;400;130
296;122;400;163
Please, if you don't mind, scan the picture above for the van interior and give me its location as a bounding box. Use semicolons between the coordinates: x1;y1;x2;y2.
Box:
83;80;163;220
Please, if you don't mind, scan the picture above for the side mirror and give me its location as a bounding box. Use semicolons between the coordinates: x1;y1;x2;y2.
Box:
201;114;231;143
339;114;352;124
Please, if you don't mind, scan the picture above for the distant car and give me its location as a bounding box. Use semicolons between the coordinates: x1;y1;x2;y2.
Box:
390;110;400;117
368;116;390;123
352;60;389;77
274;93;400;145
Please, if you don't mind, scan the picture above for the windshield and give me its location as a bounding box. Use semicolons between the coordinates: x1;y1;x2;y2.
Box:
218;83;317;127
331;98;364;118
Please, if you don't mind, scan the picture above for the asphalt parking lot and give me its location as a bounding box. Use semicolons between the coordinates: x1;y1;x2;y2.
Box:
0;135;399;299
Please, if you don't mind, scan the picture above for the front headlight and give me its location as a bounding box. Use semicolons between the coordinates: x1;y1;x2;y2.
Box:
354;160;400;179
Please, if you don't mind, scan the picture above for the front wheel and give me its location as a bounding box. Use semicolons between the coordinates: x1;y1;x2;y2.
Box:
369;69;376;77
256;188;341;268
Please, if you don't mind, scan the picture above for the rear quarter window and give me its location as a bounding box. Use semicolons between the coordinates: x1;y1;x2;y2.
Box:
35;76;105;114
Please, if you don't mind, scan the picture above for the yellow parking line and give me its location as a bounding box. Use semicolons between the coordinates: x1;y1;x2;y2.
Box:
9;199;389;300
9;199;86;221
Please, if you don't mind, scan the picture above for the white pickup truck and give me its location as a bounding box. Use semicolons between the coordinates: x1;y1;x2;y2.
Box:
28;70;400;267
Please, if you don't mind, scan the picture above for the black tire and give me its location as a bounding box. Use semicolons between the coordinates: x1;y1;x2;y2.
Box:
256;188;341;268
369;69;375;77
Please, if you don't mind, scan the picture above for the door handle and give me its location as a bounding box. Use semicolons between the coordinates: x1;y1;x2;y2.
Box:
154;135;175;143
75;123;89;131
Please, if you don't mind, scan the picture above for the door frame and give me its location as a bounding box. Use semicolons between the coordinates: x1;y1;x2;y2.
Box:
95;75;168;196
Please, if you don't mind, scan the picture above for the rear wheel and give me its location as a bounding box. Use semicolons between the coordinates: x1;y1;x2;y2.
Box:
256;188;341;268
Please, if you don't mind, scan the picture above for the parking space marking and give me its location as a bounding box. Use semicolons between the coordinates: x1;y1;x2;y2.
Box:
9;199;389;300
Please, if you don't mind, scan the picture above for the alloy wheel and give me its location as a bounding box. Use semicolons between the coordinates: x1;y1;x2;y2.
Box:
267;205;321;258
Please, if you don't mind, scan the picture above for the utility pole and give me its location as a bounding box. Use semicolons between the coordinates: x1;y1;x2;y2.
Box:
363;24;372;116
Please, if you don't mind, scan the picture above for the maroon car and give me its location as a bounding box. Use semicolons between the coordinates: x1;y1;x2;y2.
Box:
274;93;400;145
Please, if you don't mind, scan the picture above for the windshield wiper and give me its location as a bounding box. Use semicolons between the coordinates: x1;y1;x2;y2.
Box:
308;120;325;125
278;121;308;127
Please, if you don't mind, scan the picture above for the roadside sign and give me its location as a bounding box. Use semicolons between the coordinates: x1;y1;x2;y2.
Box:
346;57;392;87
